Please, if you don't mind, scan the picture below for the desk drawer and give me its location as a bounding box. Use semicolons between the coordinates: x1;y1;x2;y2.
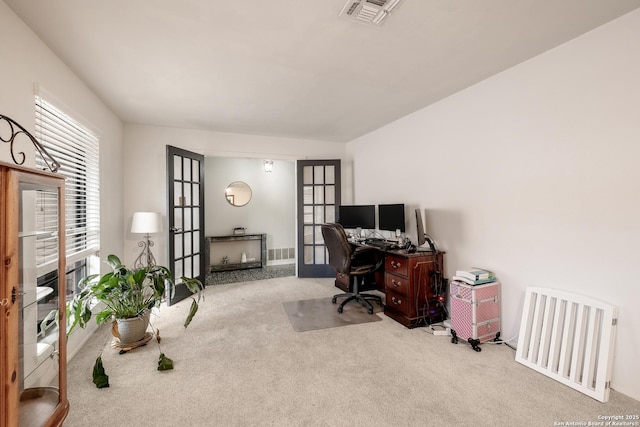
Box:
385;255;408;277
385;273;409;296
386;290;409;314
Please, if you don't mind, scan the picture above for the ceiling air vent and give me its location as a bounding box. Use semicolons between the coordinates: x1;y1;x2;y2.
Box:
339;0;405;26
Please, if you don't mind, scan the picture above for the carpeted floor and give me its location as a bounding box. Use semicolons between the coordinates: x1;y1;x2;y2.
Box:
205;263;295;285
64;276;640;427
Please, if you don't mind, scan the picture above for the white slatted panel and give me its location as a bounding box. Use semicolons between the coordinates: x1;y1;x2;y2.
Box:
34;95;100;268
515;287;618;402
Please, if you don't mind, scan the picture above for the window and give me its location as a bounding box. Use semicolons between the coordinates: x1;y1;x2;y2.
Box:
34;95;100;295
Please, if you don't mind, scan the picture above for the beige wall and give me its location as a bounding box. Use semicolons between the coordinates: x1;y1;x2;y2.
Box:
348;9;640;399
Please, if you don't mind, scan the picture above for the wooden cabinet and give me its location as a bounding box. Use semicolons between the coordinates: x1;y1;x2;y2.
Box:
383;250;445;328
1;162;69;426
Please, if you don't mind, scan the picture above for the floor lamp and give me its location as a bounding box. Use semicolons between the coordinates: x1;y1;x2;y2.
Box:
131;212;162;268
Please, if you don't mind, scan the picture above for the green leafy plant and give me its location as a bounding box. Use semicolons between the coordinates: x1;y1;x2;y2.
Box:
67;254;204;387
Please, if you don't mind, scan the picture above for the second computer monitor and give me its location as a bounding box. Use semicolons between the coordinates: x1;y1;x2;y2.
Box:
378;203;405;232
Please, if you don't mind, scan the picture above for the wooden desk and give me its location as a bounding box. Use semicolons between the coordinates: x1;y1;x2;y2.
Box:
383;249;445;328
332;244;446;328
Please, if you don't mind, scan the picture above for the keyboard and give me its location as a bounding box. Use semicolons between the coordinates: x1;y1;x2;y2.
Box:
365;239;395;249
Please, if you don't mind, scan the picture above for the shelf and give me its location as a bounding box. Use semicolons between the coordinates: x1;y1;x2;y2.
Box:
208;234;264;242
210;261;262;272
19;387;60;427
22;286;55;309
24;343;56;382
36;286;54;301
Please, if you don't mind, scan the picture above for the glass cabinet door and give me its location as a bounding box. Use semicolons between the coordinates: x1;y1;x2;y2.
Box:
18;180;65;425
0;165;68;427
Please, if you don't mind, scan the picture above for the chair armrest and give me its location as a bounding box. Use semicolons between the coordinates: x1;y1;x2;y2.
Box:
353;245;378;256
351;245;384;272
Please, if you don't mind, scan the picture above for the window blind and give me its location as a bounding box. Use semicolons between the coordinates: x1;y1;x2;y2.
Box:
34;96;100;266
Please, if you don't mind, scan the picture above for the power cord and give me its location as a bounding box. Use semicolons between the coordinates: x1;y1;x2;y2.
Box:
481;332;518;350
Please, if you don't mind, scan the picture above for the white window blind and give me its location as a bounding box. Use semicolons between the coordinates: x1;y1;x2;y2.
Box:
34;95;100;266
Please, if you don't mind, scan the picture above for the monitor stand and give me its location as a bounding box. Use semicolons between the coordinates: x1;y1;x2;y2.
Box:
417;236;437;252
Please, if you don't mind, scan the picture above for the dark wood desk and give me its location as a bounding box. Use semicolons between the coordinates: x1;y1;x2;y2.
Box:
383;249;445;328
333;246;445;328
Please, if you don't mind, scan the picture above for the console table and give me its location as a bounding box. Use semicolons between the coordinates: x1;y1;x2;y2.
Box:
383;250;446;328
206;234;267;272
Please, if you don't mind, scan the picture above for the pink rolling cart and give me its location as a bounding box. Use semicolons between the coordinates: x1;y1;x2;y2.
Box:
450;280;501;352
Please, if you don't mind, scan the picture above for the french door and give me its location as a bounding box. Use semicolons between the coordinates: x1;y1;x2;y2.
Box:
166;146;205;305
296;160;341;277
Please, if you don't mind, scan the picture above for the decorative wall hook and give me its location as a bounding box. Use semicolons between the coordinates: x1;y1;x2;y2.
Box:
0;114;60;172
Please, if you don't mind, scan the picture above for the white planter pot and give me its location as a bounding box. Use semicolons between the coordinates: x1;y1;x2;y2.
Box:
113;311;150;344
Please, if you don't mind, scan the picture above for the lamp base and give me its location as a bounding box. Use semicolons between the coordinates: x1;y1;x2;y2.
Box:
133;235;157;269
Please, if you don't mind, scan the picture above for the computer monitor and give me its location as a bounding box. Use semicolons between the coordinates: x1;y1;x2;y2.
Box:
337;205;375;230
415;208;436;251
378;204;405;232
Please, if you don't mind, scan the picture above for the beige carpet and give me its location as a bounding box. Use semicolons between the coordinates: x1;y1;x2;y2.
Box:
282;295;383;332
63;276;639;427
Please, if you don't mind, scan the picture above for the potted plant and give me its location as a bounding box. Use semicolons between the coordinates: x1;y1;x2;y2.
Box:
67;254;204;388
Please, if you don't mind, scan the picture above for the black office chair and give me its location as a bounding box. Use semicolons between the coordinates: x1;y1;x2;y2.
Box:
321;223;383;314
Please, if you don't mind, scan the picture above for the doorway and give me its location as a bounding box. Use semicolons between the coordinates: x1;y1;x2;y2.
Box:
203;157;297;277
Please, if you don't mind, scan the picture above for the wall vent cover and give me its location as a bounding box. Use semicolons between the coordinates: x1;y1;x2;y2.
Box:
339;0;405;26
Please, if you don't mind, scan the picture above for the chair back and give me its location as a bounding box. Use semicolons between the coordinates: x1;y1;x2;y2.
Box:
320;223;353;275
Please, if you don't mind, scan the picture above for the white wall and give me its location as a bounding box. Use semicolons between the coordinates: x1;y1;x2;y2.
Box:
0;2;124;262
348;9;640;399
205;157;295;264
0;2;124;358
122;124;348;267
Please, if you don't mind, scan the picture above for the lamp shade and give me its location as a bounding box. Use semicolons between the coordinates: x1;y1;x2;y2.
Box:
131;212;162;234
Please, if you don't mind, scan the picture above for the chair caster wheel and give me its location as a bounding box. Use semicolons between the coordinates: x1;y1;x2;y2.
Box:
337;306;343;313
332;297;337;304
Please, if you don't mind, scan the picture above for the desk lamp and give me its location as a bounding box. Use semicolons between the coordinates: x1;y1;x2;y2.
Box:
131;211;162;268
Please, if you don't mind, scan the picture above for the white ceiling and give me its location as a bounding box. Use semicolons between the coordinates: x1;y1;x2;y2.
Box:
6;0;640;143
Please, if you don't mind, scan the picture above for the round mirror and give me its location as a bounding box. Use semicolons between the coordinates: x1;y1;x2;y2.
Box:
225;181;252;207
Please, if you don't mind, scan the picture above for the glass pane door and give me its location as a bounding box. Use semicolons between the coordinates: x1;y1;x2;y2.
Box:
296;160;340;277
166;146;205;305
